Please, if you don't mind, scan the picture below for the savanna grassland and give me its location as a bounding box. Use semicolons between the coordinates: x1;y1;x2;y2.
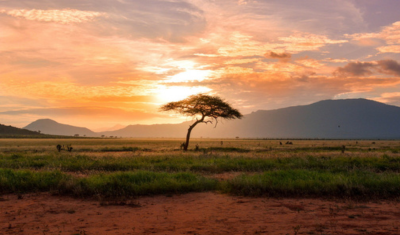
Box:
1;138;400;199
2;138;400;235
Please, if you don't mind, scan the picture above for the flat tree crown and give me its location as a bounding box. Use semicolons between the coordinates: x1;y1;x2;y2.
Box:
160;94;242;150
160;94;243;121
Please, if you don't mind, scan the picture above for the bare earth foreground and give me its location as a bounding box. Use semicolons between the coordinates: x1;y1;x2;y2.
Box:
2;193;400;235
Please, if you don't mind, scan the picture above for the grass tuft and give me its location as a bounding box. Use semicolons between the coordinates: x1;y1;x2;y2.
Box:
2;154;400;173
0;169;217;198
221;170;400;199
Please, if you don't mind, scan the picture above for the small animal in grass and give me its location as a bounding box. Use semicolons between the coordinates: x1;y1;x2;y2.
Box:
180;143;185;150
56;144;73;152
66;144;73;152
56;144;63;152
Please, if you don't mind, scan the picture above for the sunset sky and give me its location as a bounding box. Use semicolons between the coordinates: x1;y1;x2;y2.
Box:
1;0;400;130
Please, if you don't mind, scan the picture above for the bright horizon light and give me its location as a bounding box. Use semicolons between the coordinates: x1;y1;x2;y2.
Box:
166;69;212;83
155;85;212;103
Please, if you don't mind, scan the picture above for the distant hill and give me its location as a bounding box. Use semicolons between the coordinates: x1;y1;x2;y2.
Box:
0;123;43;137
101;99;400;139
23;99;400;139
93;124;126;133
24;119;99;137
191;98;400;139
99;122;189;138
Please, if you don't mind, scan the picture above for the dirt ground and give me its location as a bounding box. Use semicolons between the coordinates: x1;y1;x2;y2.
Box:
1;192;400;235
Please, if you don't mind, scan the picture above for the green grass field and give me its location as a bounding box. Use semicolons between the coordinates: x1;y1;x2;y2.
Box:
1;138;400;200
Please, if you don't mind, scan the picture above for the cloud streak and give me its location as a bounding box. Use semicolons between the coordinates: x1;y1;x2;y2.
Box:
0;9;105;23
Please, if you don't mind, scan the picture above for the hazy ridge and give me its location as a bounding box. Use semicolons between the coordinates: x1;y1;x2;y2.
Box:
0;123;43;136
21;99;400;139
24;119;97;137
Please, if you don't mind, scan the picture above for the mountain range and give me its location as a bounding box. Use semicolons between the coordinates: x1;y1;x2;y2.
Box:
24;119;97;137
0;123;43;136
21;99;400;139
92;124;126;133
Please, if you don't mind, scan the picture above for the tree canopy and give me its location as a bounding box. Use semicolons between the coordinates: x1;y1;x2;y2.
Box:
160;94;243;150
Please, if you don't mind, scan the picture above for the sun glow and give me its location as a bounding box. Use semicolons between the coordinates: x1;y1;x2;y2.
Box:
156;85;212;102
166;69;212;83
162;60;212;83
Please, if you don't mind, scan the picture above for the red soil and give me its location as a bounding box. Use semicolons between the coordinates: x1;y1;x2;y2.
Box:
1;192;400;235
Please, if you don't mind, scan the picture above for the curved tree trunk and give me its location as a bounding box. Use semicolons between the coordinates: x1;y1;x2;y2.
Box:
184;118;203;151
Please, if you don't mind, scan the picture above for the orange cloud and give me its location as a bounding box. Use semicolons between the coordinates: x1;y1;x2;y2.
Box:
211;31;347;58
377;45;400;54
0;78;157;107
347;21;400;53
323;58;351;63
278;33;348;52
373;92;400;105
224;58;259;65
295;57;324;69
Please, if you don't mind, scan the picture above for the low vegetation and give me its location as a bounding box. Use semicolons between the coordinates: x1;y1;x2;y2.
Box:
1;139;400;200
0;169;216;198
221;170;400;198
2;153;400;173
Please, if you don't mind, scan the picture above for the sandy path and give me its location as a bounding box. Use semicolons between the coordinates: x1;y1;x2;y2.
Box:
1;193;400;235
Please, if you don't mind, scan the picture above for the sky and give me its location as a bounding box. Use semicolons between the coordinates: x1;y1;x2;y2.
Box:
1;0;400;130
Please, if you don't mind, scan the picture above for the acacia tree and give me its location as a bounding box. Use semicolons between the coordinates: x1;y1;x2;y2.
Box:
160;94;243;151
